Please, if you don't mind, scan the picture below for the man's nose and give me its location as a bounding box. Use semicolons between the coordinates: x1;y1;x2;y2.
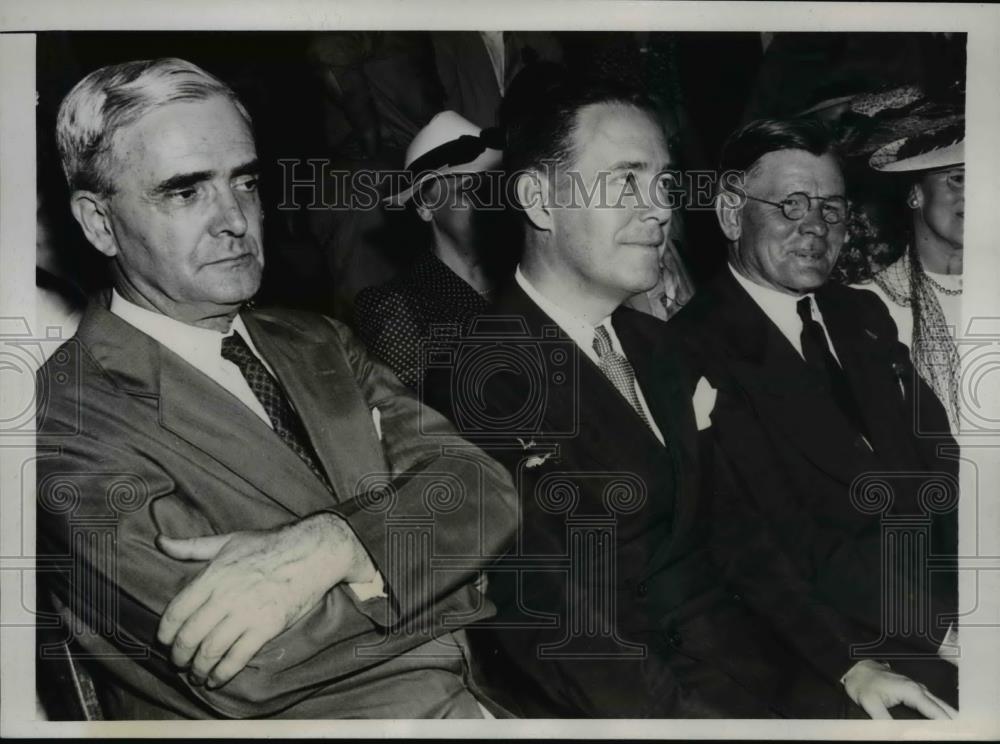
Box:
640;182;672;226
211;187;249;237
798;205;829;236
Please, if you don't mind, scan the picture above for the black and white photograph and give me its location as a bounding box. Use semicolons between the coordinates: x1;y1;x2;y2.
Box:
1;0;999;738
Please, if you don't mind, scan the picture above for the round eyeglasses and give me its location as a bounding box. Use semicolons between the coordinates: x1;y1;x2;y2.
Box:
744;192;849;225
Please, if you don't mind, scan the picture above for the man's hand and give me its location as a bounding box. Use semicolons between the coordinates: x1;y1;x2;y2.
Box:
155;512;376;689
842;659;958;720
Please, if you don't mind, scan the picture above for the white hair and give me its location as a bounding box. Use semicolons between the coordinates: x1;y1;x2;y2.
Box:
55;57;252;195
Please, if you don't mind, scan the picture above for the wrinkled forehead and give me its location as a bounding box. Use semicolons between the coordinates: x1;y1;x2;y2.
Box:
108;96;256;179
747;149;845;197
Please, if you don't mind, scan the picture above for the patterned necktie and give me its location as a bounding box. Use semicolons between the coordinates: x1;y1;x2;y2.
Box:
221;331;333;491
592;324;655;432
796;297;870;442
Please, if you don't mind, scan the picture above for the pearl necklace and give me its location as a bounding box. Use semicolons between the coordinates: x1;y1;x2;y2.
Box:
922;272;963;296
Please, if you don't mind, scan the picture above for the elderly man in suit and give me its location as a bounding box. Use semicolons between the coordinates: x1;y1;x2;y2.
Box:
425;75;954;718
668;117;960;710
36;57;517;719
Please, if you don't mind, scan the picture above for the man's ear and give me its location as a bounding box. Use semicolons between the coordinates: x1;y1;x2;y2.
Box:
715;189;742;242
514;170;554;232
69;191;119;257
908;183;925;210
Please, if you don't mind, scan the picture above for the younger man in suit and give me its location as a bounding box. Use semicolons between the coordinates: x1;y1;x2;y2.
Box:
36;57;516;719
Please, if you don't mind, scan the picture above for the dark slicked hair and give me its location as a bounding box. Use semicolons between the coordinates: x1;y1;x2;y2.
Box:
718;117;840;184
503;67;659;177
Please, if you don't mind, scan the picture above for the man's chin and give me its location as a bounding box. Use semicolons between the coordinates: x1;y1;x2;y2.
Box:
211;278;262;308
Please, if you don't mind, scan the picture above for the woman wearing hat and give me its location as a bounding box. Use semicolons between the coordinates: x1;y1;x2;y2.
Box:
354;111;504;391
858;120;964;434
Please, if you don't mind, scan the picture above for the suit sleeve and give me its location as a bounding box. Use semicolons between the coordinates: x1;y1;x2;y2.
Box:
321;318;518;628
37;431;375;719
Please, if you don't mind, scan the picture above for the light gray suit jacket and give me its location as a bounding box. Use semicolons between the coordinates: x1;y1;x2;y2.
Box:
37;300;517;718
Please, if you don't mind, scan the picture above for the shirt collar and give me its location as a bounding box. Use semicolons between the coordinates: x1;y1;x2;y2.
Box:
730;261;815;320
514;265;614;358
110;289;253;371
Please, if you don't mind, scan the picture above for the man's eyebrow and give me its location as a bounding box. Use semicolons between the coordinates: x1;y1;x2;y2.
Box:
608;159;674;172
231;159;260;179
608;160;645;172
152;170;214;195
151;160;260;196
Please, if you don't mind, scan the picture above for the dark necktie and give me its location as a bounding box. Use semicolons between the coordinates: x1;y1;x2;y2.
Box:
592;324;656;433
221;331;333;491
796;297;870;443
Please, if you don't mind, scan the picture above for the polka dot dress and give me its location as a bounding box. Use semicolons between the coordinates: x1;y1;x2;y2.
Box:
355;251;489;390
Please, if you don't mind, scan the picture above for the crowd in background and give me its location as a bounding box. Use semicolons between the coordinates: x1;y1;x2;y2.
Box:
36;31;966;336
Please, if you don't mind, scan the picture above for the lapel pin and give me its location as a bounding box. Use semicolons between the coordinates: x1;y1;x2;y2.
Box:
525;452;554;469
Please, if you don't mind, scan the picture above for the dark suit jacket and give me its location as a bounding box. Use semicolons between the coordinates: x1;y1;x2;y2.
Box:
668;270;960;666
36;300;517;719
425;283;852;718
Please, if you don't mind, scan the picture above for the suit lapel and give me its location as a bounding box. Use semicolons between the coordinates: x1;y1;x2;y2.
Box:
816;289;909;462
615;311;698;548
242;313;389;504
491;284;663;474
708;273;876;484
158;348;331;518
77;300;371;518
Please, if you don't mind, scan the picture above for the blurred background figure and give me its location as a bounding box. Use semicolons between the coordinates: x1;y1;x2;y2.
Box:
431;31;563;130
35;184;86;359
860;113;964;433
305;32;445;319
354;111;503;390
822;86;965;435
33;31;969;337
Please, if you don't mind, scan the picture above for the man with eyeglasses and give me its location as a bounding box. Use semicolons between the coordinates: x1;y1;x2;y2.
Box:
668;118;960;715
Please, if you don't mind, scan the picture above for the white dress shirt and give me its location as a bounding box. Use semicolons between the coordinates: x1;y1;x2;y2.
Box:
110;291;386;600
111;290;275;426
730;264;843;366
515;267;666;445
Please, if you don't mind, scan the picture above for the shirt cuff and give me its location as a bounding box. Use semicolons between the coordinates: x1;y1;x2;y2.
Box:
348;570;387;601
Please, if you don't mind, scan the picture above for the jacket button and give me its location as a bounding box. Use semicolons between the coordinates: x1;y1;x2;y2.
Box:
636;582;648;598
668;631;682;647
732;592;742;602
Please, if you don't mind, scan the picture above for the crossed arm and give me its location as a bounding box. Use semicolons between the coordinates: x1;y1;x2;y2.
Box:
37;322;517;716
